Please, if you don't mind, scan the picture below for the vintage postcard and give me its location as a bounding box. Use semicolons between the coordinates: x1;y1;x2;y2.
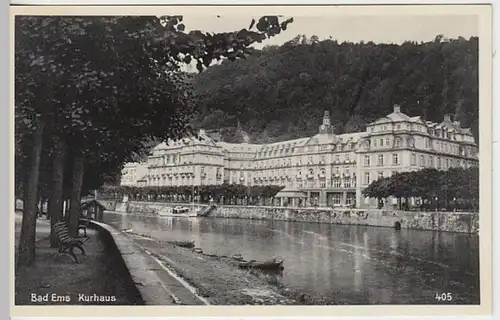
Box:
10;4;493;318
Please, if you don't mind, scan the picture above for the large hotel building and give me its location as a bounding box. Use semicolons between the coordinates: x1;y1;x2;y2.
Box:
121;105;478;208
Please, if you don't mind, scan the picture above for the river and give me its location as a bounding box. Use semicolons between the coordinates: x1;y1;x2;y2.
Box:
103;212;480;305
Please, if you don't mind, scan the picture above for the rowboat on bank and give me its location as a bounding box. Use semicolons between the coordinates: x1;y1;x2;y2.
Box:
238;258;284;271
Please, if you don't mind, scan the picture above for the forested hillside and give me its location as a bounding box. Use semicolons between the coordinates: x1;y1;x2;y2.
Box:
191;35;479;143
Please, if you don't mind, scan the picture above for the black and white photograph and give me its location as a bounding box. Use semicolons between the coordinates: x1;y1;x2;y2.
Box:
11;4;493;317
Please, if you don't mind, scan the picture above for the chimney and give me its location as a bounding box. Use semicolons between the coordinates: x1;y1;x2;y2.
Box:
453;120;461;128
393;104;401;113
443;114;453;123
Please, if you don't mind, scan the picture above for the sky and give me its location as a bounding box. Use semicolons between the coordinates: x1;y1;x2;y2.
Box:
182;14;478;47
178;14;478;71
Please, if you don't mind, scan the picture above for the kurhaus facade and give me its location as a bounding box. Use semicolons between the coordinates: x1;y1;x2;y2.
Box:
124;105;478;208
120;162;149;187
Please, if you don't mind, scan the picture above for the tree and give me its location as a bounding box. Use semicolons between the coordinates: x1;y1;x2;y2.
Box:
15;15;294;266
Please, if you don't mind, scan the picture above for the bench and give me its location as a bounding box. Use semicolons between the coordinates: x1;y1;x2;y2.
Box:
78;218;91;236
53;221;90;263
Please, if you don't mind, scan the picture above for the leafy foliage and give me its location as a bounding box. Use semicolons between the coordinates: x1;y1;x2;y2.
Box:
15;15;293;265
192;35;479;143
362;167;479;211
98;184;285;205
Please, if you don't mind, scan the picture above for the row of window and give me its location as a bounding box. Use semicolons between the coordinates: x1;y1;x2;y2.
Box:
256;142;357;159
370;123;472;142
364;153;475;168
364;154;400;166
254;154;353;169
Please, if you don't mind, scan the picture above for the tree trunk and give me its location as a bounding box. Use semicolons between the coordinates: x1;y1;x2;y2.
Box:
68;154;84;237
17;120;45;267
48;139;65;248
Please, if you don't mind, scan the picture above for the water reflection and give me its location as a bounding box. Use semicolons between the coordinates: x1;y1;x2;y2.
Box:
104;212;480;304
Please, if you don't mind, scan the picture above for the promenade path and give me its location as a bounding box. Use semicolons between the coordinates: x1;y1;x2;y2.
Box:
14;212;142;305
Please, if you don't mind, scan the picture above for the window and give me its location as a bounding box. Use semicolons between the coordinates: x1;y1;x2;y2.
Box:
346;196;352;206
320;155;325;163
386;138;390;146
335;167;340;175
420;155;425;166
392;153;399;165
335;155;340;162
446;159;450;168
333;194;341;205
364;172;371;185
437;157;442;169
378;154;384;166
364;155;371;166
397;124;401;130
320;181;326;188
395;138;401;147
428;156;434;167
378;172;384;179
343;179;351;188
345;154;350;162
411;154;417;166
333;179;341;188
380;139;384;146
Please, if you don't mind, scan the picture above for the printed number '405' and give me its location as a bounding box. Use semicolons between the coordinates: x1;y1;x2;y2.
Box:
435;293;452;301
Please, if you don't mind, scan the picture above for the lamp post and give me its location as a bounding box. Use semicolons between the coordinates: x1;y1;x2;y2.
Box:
435;197;438;212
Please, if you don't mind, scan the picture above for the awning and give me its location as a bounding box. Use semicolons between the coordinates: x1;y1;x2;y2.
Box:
275;188;307;198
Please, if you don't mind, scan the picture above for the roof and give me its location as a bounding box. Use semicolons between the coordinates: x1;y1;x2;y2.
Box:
218;142;261;153
305;133;336;145
275;188;308;198
257;137;309;153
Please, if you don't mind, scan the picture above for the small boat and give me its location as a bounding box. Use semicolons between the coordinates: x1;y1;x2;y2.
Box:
170;240;195;249
158;206;197;217
238;258;284;271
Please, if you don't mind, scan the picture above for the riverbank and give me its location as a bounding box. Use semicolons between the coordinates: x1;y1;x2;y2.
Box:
124;231;297;305
114;201;479;234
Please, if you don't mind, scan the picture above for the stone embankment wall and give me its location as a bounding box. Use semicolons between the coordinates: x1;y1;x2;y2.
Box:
210;205;479;234
125;201;208;215
115;201;478;234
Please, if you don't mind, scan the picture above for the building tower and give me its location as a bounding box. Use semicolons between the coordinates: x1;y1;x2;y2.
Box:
318;110;334;134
